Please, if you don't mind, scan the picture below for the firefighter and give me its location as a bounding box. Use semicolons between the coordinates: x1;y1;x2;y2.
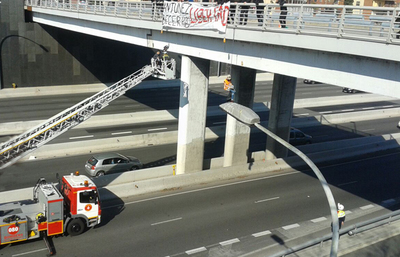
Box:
337;203;346;229
162;45;170;61
331;202;346;235
152;51;162;69
223;75;235;102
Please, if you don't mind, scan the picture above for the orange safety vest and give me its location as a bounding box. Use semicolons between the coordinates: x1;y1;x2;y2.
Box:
224;79;232;91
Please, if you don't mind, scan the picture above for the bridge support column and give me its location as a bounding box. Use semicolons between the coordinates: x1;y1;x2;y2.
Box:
223;66;256;167
266;74;297;160
176;56;210;175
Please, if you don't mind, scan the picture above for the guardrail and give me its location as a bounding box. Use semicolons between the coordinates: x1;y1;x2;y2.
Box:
25;0;400;45
270;208;400;257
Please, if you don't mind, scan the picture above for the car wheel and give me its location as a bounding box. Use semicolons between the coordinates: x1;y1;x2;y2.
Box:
96;171;105;177
67;219;85;236
130;166;138;171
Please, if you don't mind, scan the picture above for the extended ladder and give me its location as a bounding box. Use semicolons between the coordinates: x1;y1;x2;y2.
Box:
0;59;176;169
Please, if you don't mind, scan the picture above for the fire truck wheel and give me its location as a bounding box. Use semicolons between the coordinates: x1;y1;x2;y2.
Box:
67;219;85;236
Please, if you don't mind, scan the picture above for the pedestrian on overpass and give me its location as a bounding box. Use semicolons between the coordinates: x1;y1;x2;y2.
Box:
253;0;264;26
277;0;287;28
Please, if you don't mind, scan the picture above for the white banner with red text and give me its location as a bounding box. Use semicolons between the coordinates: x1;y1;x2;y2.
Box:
162;1;230;33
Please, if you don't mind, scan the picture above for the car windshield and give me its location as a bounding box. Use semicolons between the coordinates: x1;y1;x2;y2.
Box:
87;157;98;166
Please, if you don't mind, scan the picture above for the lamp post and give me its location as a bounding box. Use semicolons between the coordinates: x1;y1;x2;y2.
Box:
0;35;48;89
219;102;339;257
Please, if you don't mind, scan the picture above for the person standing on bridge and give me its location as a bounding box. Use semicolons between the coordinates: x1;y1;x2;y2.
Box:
277;0;287;28
224;75;236;102
253;0;264;26
331;203;346;236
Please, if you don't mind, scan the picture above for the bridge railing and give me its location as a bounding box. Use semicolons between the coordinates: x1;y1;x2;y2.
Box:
25;0;400;44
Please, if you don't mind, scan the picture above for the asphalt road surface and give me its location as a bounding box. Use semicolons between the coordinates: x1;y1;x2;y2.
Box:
1;151;399;257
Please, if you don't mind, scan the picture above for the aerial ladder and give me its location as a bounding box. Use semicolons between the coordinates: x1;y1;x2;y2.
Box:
0;57;176;170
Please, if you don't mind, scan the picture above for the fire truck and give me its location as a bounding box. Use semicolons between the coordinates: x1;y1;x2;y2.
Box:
0;172;101;254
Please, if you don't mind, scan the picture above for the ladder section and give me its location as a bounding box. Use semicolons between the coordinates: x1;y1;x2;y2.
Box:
0;65;157;169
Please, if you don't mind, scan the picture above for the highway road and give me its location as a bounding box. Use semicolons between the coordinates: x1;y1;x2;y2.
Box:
1;113;400;192
1;151;400;257
1;79;392;124
2;79;400;191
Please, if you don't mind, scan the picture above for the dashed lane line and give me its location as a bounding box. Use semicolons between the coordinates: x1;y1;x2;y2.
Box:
151;217;182;226
282;223;300;230
252;230;272;237
185;247;207;255
69;135;94;140
255;197;280;204
220;238;240;246
311;217;327;223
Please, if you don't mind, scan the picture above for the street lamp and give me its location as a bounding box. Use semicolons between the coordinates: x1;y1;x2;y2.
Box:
0;35;48;89
219;102;339;257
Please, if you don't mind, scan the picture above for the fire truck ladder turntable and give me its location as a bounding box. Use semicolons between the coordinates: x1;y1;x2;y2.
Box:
0;58;176;170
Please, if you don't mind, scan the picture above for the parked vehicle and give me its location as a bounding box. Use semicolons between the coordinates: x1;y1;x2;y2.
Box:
342;87;359;93
303;79;320;84
85;152;143;177
289;128;312;145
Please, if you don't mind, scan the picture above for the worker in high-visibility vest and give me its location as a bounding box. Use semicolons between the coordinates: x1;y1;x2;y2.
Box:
332;202;346;234
337;203;346;229
223;75;235;102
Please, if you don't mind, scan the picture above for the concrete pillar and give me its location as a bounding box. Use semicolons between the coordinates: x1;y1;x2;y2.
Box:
266;73;297;160
223;66;257;167
176;56;210;174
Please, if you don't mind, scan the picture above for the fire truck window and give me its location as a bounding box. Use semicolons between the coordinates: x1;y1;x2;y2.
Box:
80;191;97;204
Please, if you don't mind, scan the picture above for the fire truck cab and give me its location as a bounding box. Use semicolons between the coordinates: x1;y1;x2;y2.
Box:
0;172;101;246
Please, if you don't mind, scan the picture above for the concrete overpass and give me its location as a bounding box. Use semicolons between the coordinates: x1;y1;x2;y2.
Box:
23;0;400;174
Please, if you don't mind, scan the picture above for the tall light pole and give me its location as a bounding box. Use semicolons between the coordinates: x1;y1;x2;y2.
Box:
0;34;48;89
219;102;340;257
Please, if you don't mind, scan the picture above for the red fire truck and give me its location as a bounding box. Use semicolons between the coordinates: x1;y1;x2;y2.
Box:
0;172;101;254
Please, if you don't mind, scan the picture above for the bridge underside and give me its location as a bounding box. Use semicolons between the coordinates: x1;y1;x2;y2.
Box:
29;9;400;98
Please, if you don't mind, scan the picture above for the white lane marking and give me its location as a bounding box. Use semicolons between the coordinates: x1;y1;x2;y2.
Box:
213;121;226;125
382;105;394;108
360;204;374;210
300;92;312;95
220;238;240;246
282;223;300;230
255;197;280;203
111;131;132;136
12;249;48;257
252;230;271;237
361;128;375;132
148;127;167;132
382;199;396;206
320;111;332;114
151;217;182;226
362;107;375;110
186;247;207;255
346;210;352;214
311;217;327;223
338;181;358;186
69;135;94;140
341;109;354;112
297;113;310;116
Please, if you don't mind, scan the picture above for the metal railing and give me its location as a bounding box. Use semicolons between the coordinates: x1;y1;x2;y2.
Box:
25;0;400;44
270;208;400;257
